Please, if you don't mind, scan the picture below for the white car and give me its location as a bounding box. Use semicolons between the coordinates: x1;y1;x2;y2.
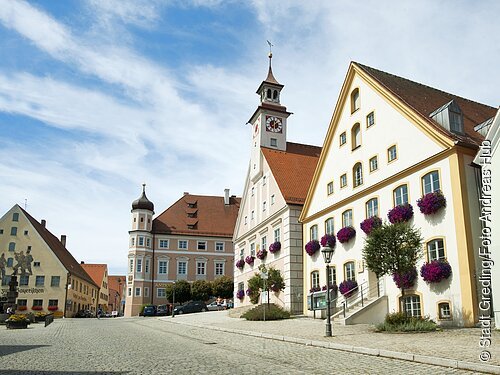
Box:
207;301;226;311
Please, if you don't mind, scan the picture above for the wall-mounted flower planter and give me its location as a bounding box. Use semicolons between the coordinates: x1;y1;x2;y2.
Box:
236;290;244;299
392;267;418;289
388;204;414;224
337;226;356;244
420;260;452;283
320;234;336;248
256;249;267;260
417;191;446;215
339;280;358;297
235;259;245;269
245;255;255;265
360;216;382;235
269;241;281;253
305;240;320;256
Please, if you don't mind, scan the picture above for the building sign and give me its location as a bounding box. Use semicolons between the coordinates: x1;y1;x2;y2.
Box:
0;287;45;296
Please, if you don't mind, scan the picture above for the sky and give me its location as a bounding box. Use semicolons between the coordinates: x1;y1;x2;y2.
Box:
0;0;499;275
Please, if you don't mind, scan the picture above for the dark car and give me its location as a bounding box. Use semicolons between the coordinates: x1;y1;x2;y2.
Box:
75;309;93;318
156;304;169;316
143;305;157;317
173;301;207;315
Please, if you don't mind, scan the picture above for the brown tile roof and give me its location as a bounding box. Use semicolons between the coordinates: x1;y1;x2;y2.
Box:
354;62;497;146
107;275;125;293
81;263;107;286
262;142;322;205
153;194;241;237
19;206;98;288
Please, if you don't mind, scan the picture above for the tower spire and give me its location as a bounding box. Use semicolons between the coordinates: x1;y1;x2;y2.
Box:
264;40;280;85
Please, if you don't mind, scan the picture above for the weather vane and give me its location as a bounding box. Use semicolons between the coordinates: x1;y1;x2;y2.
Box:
267;40;273;58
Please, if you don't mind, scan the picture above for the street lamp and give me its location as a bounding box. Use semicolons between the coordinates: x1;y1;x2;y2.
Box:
321;246;335;337
261;266;268;322
171;282;176;318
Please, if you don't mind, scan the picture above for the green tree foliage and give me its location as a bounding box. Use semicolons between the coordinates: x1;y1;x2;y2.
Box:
166;280;192;304
247;266;286;305
191;280;212;301
211;275;234;299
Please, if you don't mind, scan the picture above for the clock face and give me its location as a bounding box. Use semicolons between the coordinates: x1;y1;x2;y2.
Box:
265;116;283;133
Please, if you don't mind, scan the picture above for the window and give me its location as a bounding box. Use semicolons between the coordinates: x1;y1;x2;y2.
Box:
270;138;277;147
49;299;58;307
178;261;187;275
24;230;28;235
2;275;11;286
339;132;347;146
251;210;255;220
438;302;451;319
145;259;150;274
340;174;347;188
251;187;255;196
10;227;17;236
129;259;133;273
158;261;168;274
18;299;27;307
250;243;255;257
351;88;360;113
144;287;149;298
342;210;353;228
20;275;29;286
51;276;60;287
7;258;13;267
8;242;15;252
274;228;281;243
401;295;421;317
136;259;142;273
388;145;397;162
366;198;379;218
311;271;320;289
244;216;248;225
263;176;267;185
328;266;336;285
146;238;151;247
130;238;135;246
353;163;363;187
35;276;45;286
393;185;409;206
238;282;244;292
138;237;144;246
196;261;206;275
427;239;445;261
261;236;267;252
366;111;375;127
157;288;166;298
351;123;361;150
33;261;40;267
323;219;334;236
344;261;356;281
422;171;440;195
135;287;141;297
178;240;188;249
215;262;224;276
271;195;275;205
215;242;224;251
369;156;378;172
263;201;267;212
310;225;318;241
33;299;43;308
12;213;19;221
327;181;334;195
0;229;3;234
128;287;132;297
197;241;207;251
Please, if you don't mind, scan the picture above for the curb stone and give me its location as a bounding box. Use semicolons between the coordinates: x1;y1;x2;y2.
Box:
164;318;499;374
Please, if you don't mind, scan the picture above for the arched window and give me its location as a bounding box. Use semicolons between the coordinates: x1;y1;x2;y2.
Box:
310;225;318;241
400;295;421;317
325;218;334;235
422;171;440;195
267;88;272;98
311;271;320;289
350;88;360;113
353;162;363;187
351;123;361;149
427;238;445;261
344;261;356;281
393;184;408;206
273;90;278;100
8;242;15;251
438;302;451;319
365;198;379;218
342;210;353;227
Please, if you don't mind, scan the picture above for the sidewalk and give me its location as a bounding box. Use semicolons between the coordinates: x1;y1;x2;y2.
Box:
159;311;500;374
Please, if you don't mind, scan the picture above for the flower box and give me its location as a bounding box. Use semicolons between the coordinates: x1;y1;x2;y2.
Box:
309;286;321;293
360;216;382;235
245;255;255;265
31;306;43;311
321;283;339;293
305;240;320;256
339;280;358;297
417;191;446;215
337;226;356;243
420;260;452;284
388;204;414;224
269;241;281;253
392;268;418;289
17;306;28;311
48;306;58;311
320;234;336;248
235;259;245;269
6;320;29;329
236;290;244;299
256;249;267;260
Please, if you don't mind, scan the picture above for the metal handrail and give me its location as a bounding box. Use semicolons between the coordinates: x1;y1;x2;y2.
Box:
329;278;385;318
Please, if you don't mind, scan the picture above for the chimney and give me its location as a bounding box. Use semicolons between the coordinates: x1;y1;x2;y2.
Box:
183;192;189;196
41;219;46;228
80;261;84;264
60;235;67;247
224;188;230;205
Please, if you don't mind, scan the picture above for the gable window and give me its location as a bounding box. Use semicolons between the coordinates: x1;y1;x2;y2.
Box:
178;240;188;249
366;111;375;128
311;271;320;289
274;227;281;243
339;132;347;146
393;184;409;206
10;227;17;236
197;241;207;251
12;213;19;222
327;181;334;195
51;276;60;287
388;145;397;162
427;239;445;261
159;239;169;249
325;218;334;235
342;210;353;228
8;242;15;252
366;198;379;218
353;163;363;187
158;261;168;274
270;138;278;147
422;171;440;195
136;259;142;273
438;302;451;319
369;156;378;172
310;225;318;241
351;123;361;150
215;242;224;251
261;236;267;252
344;261;356;281
350;88;360;113
400;295;421;318
24;230;28;235
340;174;347;188
178;261;187;275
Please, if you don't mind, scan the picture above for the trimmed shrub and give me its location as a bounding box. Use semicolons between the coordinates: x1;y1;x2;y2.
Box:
376;313;437;332
241;303;291;321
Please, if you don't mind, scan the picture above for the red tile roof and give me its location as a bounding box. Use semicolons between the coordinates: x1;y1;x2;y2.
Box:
81;263;107;286
19;206;98;288
153;194;241;237
108;275;125;293
262;142;322;205
354;62;497;146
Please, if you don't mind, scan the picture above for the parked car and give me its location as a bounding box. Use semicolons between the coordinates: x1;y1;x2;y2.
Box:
143;305;157;317
75;309;93;318
173;301;207;315
156;304;169;316
207;300;229;311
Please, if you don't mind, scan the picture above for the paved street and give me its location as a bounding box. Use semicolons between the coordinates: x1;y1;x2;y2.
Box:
0;317;481;374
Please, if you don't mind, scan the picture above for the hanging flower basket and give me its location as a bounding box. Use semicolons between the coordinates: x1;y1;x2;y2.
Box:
339;280;358;297
320;234;336;248
417;191;446;215
321;283;339;293
360;216;382;235
236;290;244;299
337;226;356;243
31;306;43;311
420;260;452;284
269;241;281;253
305;240;320;256
48;306;58;311
256;249;267;260
245;255;255;265
388;204;414;224
392;267;418;289
309;286;321;293
235;259;245;269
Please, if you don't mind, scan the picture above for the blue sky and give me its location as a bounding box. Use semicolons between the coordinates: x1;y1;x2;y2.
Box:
1;0;499;275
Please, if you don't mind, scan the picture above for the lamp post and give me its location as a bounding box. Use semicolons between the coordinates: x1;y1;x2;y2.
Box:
261;266;268;322
171;282;176;318
321;246;335;337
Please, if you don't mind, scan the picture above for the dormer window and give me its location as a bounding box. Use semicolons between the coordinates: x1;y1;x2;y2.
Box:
430;100;464;134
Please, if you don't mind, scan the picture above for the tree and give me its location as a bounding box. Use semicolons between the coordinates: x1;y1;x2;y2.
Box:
247;266;286;305
362;222;423;314
191;280;212;301
212;275;234;299
166;280;191;304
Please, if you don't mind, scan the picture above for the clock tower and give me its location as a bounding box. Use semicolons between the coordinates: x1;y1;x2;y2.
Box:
248;51;291;182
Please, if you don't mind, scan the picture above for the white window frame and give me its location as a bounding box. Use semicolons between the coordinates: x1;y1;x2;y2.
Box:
159;239;169;249
273;227;281;243
427;239;445;261
388;145;397;162
178;240;188;250
261;236;267;252
353;163;363;187
270;138;278;147
339;132;347;146
144;287;149;298
196;261;207;276
250;243;255;257
367;111;375;127
366;198;379;218
271;195;275;205
311;271;320;289
325;218;334;235
394;185;409;206
340;174;347;188
342;210;353;227
215;242;224;252
197;241;207;251
129;259;134;273
157;288;166;298
401;295;421;317
136;259;142;273
177;261;187;276
215;262;225;276
422;171;440;194
145;258;150;273
369;156;378;172
327;181;334;195
146;238;151;247
263;201;267;212
134;287;141;297
138;236;144;246
158;260;168;275
310;225;318;241
344;262;356;281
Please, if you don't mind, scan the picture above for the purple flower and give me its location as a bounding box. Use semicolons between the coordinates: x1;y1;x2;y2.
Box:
420;260;452;283
245;255;255;265
417;191;446;215
388;204;414;224
269;241;281;253
245;288;252;296
360;216;382;235
236;290;244;299
320;234;336;248
309;286;321;293
256;249;267;260
305;240;320;256
337;226;356;243
392;267;418;289
321;283;339;293
339;280;358;297
235;259;245;269
269;284;281;293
